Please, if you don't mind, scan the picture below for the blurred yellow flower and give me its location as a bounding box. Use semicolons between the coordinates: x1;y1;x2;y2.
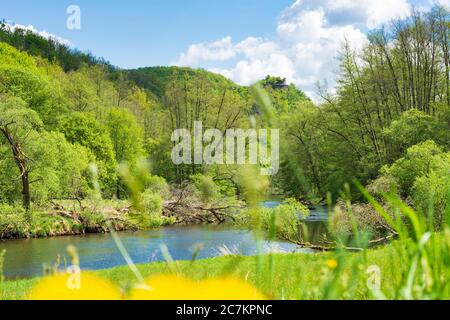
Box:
131;275;199;300
326;259;338;270
28;272;122;300
198;277;267;300
29;272;266;300
131;275;267;300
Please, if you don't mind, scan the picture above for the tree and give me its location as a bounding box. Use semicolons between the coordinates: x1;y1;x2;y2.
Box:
26;131;93;202
0;96;42;208
381;140;444;196
59;112;117;196
383;109;440;160
105;107;144;198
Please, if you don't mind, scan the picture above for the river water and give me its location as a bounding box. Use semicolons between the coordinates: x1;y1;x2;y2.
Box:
0;202;328;279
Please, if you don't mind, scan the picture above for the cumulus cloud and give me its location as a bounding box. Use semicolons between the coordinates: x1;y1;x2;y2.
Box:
172;0;423;100
4;23;72;46
435;0;450;8
175;36;235;66
283;0;411;28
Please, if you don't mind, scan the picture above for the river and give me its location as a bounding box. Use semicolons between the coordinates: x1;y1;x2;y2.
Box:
0;202;328;279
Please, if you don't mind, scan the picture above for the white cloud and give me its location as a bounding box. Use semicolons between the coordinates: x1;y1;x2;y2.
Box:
174;36;235;66
365;0;411;28
211;52;295;86
173;0;419;101
435;0;450;8
4;23;72;46
281;0;411;28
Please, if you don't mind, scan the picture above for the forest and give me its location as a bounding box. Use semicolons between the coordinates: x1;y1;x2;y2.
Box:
0;5;449;300
1;7;449;238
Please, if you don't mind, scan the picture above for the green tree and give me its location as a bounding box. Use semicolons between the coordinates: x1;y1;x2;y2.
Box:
59;112;117;196
384;109;440;160
27;131;93;202
105;107;144;198
0;96;42;208
381;140;444;196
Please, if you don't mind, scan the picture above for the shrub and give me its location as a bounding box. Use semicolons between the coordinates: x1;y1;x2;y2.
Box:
381;140;443;195
366;175;399;200
128;189;167;228
412;153;450;229
145;175;170;200
330;200;391;239
141;189;163;216
0;204;29;239
384;109;438;158
191;174;218;203
380;141;450;229
236;198;309;242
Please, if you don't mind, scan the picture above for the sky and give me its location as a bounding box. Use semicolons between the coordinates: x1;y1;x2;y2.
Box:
1;0;449;99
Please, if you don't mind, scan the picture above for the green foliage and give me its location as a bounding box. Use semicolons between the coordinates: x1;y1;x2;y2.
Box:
381;140;443;195
330;200;390;239
258;76;309;113
190;174;219;203
366;175;399;200
276;8;449;201
384;109;440;159
374;141;450;229
105;107;144;164
412;153;450;228
58;112;117;196
1;11;449;247
106;108;144;198
236;198;309;242
29;131;93;201
65;71;99;112
126;66;241;99
144;175;170;200
0;204;28;239
0;23;114;72
140;189;163;216
0;95;94;205
0;95;43;132
0;42;38;69
128;190;174;228
0;64;55;122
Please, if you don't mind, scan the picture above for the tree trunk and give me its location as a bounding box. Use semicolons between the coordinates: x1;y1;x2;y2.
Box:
0;126;31;210
21;171;31;209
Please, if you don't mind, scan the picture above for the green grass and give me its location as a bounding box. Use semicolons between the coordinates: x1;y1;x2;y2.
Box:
0;244;403;300
1;183;449;300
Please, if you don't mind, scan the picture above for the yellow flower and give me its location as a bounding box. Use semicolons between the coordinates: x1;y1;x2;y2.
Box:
198;277;267;300
28;272;122;300
131;275;199;300
326;259;338;270
131;275;266;300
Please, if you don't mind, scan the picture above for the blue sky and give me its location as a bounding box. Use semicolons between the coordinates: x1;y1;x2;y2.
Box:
1;0;446;98
1;0;292;68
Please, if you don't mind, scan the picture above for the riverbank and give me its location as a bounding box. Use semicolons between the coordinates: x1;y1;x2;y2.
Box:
0;200;179;241
0;244;400;300
0;194;247;241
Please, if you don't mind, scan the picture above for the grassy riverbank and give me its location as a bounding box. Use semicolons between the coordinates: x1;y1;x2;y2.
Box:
0;200;178;240
0;244;401;300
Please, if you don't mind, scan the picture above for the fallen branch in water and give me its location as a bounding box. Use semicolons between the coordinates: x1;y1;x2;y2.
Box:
368;233;397;245
282;232;398;252
163;200;243;224
280;235;364;252
48;202;139;233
